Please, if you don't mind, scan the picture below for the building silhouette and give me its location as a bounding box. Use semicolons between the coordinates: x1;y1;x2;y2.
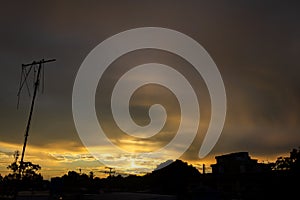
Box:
211;152;270;174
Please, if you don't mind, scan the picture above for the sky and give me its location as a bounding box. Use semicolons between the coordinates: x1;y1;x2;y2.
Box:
0;0;299;179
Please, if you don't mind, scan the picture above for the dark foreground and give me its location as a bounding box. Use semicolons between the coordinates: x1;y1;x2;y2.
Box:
2;153;300;200
10;192;177;200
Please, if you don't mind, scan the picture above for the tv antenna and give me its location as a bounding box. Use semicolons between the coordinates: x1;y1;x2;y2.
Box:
104;167;116;177
17;58;56;176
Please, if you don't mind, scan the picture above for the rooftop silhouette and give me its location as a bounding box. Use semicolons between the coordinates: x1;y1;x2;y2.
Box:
1;147;299;199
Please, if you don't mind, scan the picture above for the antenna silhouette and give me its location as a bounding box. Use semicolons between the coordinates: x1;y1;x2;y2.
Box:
104;167;116;177
17;58;56;176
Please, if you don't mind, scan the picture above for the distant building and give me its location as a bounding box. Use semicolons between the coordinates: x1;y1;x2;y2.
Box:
211;152;270;174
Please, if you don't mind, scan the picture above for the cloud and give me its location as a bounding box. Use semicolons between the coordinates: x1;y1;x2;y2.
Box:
0;0;299;178
50;153;96;163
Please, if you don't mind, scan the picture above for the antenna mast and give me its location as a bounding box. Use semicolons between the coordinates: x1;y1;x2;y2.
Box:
105;167;116;177
17;58;56;176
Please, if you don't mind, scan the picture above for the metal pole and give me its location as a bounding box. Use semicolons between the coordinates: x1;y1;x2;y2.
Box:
18;59;55;176
21;58;56;67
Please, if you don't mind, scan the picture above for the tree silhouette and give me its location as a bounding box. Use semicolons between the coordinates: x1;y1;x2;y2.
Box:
273;147;300;171
0;151;44;195
6;151;42;181
289;147;300;171
89;171;94;180
273;156;291;170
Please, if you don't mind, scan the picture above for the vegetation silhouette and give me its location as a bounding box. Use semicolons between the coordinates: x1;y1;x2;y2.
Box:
0;147;300;200
273;147;300;171
0;151;45;198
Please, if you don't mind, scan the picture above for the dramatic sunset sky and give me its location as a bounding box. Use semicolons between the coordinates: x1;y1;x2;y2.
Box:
0;1;299;179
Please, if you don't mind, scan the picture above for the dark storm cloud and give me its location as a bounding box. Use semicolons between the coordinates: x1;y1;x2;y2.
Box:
0;0;299;173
